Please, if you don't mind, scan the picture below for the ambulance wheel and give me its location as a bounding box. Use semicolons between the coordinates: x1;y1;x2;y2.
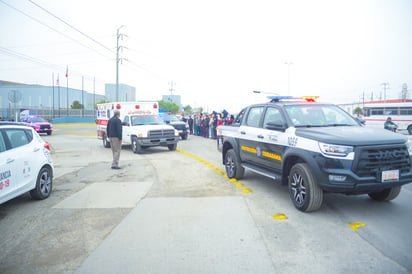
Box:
168;144;177;151
131;137;142;154
368;186;401;201
224;149;244;179
30;166;53;200
288;163;323;212
103;134;111;148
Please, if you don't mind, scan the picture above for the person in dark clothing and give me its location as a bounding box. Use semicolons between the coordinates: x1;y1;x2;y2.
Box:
384;117;398;132
107;110;122;169
188;116;194;135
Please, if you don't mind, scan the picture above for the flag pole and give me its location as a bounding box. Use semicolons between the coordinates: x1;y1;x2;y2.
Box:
57;73;60;117
66;66;69;116
52;73;55;119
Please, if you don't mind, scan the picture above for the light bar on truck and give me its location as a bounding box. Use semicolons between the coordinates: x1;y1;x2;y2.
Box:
268;95;319;102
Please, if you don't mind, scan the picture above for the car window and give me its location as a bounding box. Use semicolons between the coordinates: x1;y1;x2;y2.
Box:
285;105;358;126
263;107;283;127
0;131;6;152
123;116;130;125
131;115;164;125
5;129;30;149
233;108;246;125
245;106;264;128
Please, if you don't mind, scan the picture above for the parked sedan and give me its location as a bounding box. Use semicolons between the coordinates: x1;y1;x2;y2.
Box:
0;122;54;204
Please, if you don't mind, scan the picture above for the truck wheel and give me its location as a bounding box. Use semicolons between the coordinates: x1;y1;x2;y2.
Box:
182;134;188;140
103;134;111;148
131;137;142;154
47;131;52;135
168;144;177;151
368;186;401;201
288;163;323;212
30;166;53;200
407;125;412;135
224;149;244;179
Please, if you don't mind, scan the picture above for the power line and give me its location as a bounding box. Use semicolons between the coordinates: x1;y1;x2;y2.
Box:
28;0;116;55
0;0;113;60
0;46;63;71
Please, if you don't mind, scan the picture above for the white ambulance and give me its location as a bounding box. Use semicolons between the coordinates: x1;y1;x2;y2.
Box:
96;101;179;153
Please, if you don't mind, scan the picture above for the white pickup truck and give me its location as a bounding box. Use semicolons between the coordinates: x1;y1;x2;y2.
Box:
97;101;179;153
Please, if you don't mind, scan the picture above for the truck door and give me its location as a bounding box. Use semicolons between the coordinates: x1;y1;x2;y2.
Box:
122;115;131;144
238;106;265;165
259;107;285;172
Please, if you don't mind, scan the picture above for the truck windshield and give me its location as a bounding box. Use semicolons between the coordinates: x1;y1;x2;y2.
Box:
285;105;359;127
131;115;165;126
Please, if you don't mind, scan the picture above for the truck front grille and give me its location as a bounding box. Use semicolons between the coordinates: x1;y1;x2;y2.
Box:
148;129;175;138
354;145;411;177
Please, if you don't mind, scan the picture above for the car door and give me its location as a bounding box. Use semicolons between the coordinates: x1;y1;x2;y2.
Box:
238;106;265;164
258;106;286;172
0;128;30;203
0;129;16;203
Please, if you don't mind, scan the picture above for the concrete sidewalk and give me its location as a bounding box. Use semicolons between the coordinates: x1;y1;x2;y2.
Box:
76;196;276;274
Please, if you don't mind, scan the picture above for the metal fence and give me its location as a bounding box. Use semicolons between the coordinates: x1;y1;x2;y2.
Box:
0;107;96;122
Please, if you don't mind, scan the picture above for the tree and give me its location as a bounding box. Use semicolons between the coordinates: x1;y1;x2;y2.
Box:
71;100;84;109
158;100;180;113
353;106;363;116
193;107;204;114
183;105;193;115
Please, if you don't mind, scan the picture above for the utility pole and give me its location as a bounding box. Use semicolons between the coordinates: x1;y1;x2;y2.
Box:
168;81;175;102
381;82;389;101
116;25;125;102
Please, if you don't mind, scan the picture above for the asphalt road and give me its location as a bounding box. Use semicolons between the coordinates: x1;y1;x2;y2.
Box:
0;124;411;273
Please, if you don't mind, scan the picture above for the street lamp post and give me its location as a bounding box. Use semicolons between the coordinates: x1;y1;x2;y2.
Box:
285;62;293;95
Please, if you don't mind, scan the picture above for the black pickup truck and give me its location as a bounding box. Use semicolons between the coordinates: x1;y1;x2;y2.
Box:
217;96;412;212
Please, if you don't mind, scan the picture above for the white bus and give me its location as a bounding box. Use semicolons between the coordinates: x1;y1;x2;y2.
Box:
362;99;412;134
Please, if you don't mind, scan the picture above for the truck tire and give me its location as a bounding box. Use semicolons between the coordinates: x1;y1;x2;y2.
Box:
168;143;177;151
131;137;143;154
288;163;323;212
30;166;53;200
182;133;188;140
407;125;412;135
103;134;111;148
368;186;401;201
224;149;244;179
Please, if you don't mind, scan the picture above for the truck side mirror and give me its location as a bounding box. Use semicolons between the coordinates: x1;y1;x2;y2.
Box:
265;121;286;131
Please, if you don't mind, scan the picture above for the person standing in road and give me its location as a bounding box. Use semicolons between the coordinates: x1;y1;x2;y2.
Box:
107;110;122;169
188;115;194;135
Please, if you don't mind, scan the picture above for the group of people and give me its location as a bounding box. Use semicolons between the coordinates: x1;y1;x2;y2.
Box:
107;110;236;170
184;113;235;139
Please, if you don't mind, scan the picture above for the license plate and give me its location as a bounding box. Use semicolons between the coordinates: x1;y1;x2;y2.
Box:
381;170;399;182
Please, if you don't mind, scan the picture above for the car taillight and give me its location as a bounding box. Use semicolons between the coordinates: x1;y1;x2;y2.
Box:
44;141;51;151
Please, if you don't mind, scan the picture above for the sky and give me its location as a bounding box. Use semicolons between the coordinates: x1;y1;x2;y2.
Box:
1;0;411;114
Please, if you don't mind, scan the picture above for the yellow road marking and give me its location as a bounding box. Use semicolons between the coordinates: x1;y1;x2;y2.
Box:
348;222;366;230
272;213;288;220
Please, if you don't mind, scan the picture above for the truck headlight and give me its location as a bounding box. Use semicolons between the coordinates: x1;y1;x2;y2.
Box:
319;142;353;157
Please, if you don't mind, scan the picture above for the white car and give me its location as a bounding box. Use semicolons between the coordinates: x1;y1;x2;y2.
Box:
0;122;54;204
